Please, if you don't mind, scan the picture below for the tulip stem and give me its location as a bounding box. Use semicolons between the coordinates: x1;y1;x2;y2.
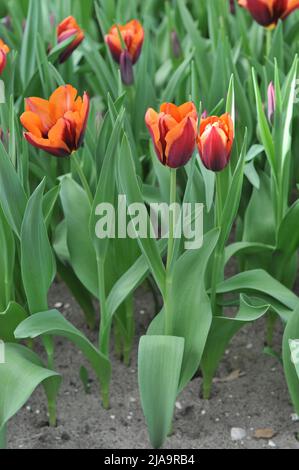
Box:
211;173;224;314
72;152;93;205
164;169;177;335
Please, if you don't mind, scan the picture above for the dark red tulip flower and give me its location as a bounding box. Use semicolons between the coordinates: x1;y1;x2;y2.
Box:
238;0;299;28
145;102;198;169
197;113;234;172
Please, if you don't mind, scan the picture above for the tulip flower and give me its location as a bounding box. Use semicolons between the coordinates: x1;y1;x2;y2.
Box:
238;0;299;28
105;20;144;85
267;81;276;124
57;16;84;63
20;84;89;157
145;102;198;168
0;39;9;75
197;113;234;172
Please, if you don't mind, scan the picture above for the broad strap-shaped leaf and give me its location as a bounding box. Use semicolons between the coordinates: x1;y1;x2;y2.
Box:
15;310;111;397
0;141;27;238
20;0;41;86
106;239;167;322
147;230;219;392
201;296;270;386
225;242;275;265
282;306;299;415
216;269;299;311
118;134;166;295
0;343;61;430
0;302;28;342
89;108;125;261
21;180;56;313
60;176;98;298
138;335;184;449
0;206;15;310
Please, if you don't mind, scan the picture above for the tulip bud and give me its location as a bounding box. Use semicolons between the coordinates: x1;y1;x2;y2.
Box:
197;113;234;172
57;16;84;64
267;81;275;124
145;102;198;169
171;31;182;59
105;20;144;85
230;0;236;14
120;50;134;86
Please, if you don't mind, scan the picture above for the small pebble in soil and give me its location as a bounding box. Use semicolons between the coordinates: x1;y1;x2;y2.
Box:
54;302;63;308
225;349;230;355
139;309;145;315
129;397;136;403
268;440;276;448
175;401;183;410
291;413;299;422
26;406;31;411
231;427;247;441
110;415;115;420
215;418;220;422
64;303;70;309
246;343;253;349
35;410;40;415
201;410;206;415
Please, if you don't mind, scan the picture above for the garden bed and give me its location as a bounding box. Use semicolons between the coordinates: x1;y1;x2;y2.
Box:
8;281;299;450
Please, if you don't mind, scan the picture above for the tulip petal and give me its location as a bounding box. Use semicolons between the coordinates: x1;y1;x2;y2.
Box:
49;84;78;121
20;111;43;138
200;127;229;172
145;108;164;163
165;117;197;168
24;132;70;158
25;98;53;135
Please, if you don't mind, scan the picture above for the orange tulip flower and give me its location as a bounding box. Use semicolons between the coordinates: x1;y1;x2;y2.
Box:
197;113;234;172
105;20;144;85
0;39;10;75
20;85;90;158
145;102;198;168
238;0;299;27
57;16;84;63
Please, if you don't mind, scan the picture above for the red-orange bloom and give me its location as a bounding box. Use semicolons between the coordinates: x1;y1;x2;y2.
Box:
20;85;90;158
57;16;84;63
197;114;234;172
238;0;299;27
0;39;10;75
105;20;144;65
145;103;198;169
